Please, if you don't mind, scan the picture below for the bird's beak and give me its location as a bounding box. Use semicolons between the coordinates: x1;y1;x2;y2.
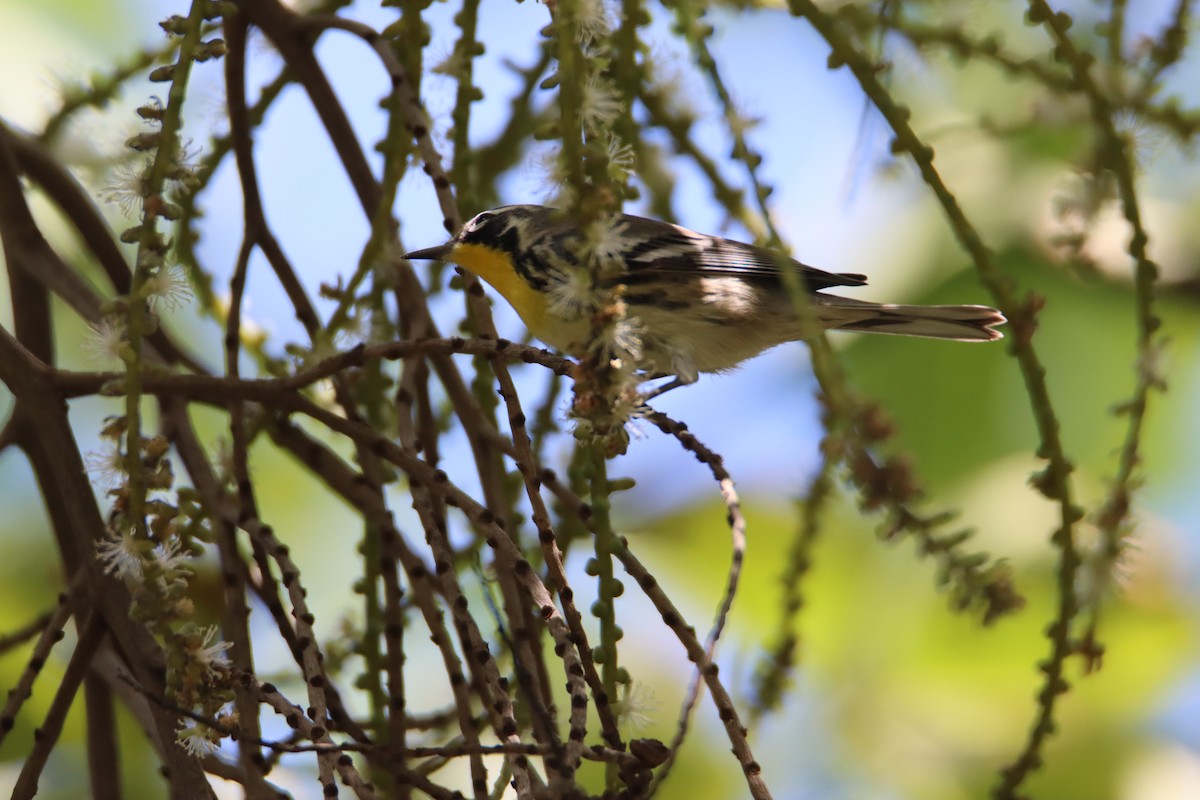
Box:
403;242;455;261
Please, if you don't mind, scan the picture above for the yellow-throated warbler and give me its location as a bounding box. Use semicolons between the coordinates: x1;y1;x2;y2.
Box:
405;205;1004;391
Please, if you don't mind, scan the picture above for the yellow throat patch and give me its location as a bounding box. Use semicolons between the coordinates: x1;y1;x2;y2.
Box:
450;243;548;334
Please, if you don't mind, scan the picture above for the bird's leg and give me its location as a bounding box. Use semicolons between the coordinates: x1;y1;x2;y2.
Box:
637;373;694;402
637;355;698;403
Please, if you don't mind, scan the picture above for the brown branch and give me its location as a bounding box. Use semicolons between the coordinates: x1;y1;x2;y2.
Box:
640;409;748;788
0;590;76;749
11;614;106;800
83;673;121;800
617;546;772;800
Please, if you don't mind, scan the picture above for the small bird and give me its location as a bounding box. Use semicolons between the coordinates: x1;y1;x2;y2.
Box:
405;205;1004;393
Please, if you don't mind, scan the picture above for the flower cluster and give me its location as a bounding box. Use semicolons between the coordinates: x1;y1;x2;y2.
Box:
88;1;232;760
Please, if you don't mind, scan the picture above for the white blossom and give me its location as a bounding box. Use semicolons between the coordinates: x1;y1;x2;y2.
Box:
195;624;232;673
614;682;658;731
580;76;621;135
603;134;636;179
573;0;612;45
96;527;144;581
145;263;193;311
85;442;126;490
149;538;193;590
82;318;127;365
176;719;219;758
583;216;629;273
547;265;596;320
99;159;150;217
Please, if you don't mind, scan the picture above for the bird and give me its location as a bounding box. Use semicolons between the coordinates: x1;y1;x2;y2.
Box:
404;205;1004;394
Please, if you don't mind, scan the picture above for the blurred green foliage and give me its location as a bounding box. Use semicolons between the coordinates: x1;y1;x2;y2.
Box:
631;488;1194;800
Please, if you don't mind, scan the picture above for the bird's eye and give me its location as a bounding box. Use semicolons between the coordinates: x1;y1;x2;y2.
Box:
466;211;495;233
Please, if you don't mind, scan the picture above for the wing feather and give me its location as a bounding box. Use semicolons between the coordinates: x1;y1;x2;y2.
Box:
616;213;867;292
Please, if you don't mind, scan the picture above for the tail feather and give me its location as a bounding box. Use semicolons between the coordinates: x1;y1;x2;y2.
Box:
817;297;1005;342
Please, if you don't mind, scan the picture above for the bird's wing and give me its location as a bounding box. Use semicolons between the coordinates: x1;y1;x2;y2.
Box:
615;213;867;292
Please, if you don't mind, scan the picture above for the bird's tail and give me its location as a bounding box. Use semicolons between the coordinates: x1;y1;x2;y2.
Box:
816;296;1006;342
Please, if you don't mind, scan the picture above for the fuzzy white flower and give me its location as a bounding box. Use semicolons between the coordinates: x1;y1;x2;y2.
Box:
82;317;127;365
532;144;574;205
99;159;150;217
430;43;469;80
176;719;219;758
613;681;658;731
573;0;612;44
96;527;145;581
583;216;629;274
195;624;232;673
603;134;636;179
599;316;644;366
547;265;596;320
1113;110;1164;171
580;76;621;135
333;308;374;349
145;263;193;311
85;441;126;490
150;538;193;585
